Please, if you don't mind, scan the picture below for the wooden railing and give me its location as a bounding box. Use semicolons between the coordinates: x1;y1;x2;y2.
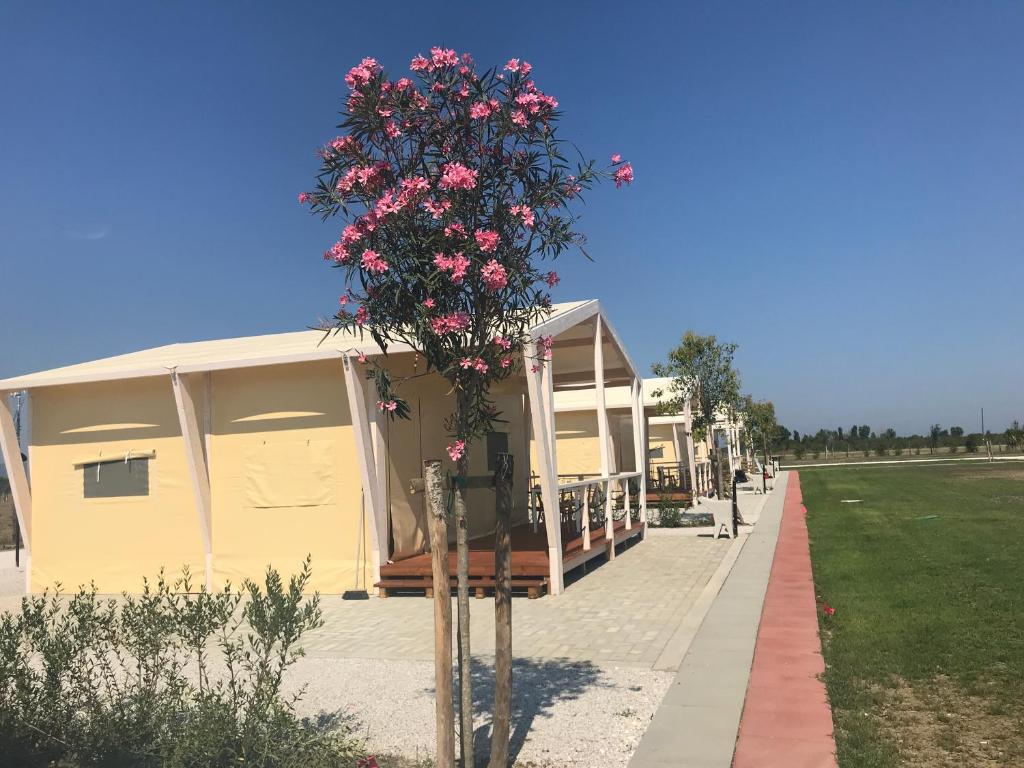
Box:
528;471;644;555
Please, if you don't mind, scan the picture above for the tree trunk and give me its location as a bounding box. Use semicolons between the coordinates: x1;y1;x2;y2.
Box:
425;460;456;768
454;391;474;768
715;443;725;500
489;453;514;768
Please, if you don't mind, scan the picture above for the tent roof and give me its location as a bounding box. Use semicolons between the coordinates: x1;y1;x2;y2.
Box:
0;300;635;391
552;377;682;413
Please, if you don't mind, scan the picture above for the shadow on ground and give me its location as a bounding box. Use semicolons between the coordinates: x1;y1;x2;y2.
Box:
447;656;609;767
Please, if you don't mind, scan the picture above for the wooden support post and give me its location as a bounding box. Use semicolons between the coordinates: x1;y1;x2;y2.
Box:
0;392;31;591
342;355;387;587
526;340;563;595
171;371;213;589
425;460;455;768
581;486;591;551
490;452;513;768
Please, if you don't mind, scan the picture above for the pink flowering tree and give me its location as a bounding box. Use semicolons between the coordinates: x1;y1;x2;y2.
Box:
302;48;631;768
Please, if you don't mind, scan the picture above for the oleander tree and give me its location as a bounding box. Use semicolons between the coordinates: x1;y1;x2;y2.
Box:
301;48;632;768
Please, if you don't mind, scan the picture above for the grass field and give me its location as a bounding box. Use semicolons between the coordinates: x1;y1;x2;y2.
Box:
802;462;1024;767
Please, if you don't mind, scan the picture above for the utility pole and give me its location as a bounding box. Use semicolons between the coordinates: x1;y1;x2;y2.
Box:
982;407;993;462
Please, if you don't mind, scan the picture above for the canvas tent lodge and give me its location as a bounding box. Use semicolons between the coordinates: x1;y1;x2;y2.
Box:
544;377;716;507
0;299;646;598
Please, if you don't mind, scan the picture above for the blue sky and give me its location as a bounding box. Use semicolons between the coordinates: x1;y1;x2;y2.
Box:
0;2;1021;436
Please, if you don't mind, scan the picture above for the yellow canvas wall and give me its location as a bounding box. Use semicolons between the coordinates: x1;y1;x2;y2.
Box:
29;378;204;593
381;355;530;559
648;424;680;464
209;360;368;593
531;408;631;478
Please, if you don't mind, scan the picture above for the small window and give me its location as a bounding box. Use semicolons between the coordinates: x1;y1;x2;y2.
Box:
83;458;150;498
486;431;510;471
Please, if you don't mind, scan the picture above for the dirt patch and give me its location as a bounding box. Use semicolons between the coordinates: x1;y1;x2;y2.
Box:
871;676;1024;767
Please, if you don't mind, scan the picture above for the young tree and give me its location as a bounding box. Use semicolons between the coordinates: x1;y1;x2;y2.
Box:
929;423;942;455
740;396;777;468
302;49;631;767
653;333;740;499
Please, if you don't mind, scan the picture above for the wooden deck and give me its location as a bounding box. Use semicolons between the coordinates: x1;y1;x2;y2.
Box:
376;519;645;597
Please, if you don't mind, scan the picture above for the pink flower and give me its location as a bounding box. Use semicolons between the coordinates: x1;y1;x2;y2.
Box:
422;198;451;219
361;249;389;274
430;311;471;335
330;136;359;154
338;295;349;306
538;334;554;359
384;120;401;139
545;271;560;288
611;153;622;164
504;58;521;72
500;356;514;369
410;54;430;71
298;192;310;204
469;101;493;120
434;252;470;283
460;357;489;374
345;57;380;89
326;242;350;263
444;222;467;238
357;352;368;363
510;204;534;228
341;224;362;247
614;162;634;188
481;259;508;292
377;400;398;412
822;602;836;618
530;363;542;373
475;229;500;253
438;163;478;191
355;306;369;326
493;336;512;350
447;439;466;462
511;110;528;128
423;297;436;309
431;47;459;68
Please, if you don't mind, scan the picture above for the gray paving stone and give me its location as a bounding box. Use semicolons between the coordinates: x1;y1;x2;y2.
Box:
629;474;790;768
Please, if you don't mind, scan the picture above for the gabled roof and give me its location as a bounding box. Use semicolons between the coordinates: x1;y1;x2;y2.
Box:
0;300;631;391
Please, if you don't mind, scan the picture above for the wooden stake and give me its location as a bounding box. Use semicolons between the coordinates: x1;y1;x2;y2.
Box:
425;460;456;768
490;453;514;768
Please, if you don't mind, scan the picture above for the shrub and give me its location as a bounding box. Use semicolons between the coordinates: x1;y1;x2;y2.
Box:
0;560;361;768
656;506;684;527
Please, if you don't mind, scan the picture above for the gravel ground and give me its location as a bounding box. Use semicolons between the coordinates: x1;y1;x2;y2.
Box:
283;656;672;767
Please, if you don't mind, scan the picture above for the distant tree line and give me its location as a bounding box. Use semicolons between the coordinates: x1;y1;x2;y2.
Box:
771;420;1024;460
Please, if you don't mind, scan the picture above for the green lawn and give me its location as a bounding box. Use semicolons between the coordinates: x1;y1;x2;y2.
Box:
802;462;1024;767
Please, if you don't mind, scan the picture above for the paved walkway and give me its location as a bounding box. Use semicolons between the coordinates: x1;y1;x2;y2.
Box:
629;472;789;768
306;530;732;668
732;473;837;767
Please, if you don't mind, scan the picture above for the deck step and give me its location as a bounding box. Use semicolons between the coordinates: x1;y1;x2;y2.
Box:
374;575;547;599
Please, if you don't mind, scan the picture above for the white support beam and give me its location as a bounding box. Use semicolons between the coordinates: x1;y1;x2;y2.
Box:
684;400;698;502
593;318;615;558
342;355;387;588
525;342;563;595
171;371;213;589
0;391;31;590
630;377;647;534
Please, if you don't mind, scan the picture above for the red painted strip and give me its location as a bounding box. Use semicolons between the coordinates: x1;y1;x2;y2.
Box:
733;473;839;768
